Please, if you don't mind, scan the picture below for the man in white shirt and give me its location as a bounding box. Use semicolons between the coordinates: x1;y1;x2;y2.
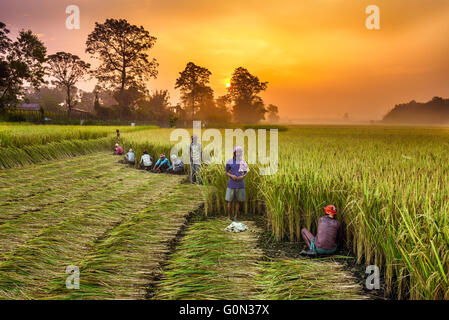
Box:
189;135;202;184
139;151;153;170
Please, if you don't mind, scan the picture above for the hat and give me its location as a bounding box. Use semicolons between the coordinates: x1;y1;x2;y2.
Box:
324;205;337;217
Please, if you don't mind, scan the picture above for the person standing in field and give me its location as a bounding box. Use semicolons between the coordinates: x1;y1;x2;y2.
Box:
225;146;249;221
189;135;202;184
116;129;120;143
139;151;153;170
301;205;343;255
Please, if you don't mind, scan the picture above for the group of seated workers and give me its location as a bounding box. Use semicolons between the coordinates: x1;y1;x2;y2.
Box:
115;144;184;175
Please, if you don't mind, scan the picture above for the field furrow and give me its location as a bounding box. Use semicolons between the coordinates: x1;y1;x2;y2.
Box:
0;155;120;204
0;171;186;299
0;152;109;186
154;218;367;300
0;157;160;260
51;183;204;299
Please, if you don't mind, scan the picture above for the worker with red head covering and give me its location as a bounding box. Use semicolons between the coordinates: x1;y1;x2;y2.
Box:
301;205;343;255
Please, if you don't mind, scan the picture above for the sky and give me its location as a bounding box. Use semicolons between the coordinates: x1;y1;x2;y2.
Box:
1;0;448;121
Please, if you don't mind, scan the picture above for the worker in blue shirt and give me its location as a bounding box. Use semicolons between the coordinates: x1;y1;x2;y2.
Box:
152;154;172;173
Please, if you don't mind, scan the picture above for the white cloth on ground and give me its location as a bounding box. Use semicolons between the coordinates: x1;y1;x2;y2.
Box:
225;221;248;233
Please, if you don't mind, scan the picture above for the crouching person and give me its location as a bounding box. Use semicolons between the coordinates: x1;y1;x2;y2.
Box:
114;143;124;155
169;154;184;174
301;205;343;255
139;151;153;170
124;149;135;165
153;154;172;173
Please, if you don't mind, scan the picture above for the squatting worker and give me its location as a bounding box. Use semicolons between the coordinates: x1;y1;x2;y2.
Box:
153;154;172;173
140;151;153;170
225;146;249;221
124;148;135;165
114;143;124;155
301;205;343;255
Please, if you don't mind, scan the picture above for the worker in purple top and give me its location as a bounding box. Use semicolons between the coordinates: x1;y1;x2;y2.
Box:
225;146;249;221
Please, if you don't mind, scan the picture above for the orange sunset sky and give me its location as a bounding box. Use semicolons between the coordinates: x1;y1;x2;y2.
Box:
1;0;448;121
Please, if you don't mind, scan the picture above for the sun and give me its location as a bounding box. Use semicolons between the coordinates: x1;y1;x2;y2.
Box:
226;82;231;88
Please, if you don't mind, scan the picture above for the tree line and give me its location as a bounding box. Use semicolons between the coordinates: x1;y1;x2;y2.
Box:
0;19;279;125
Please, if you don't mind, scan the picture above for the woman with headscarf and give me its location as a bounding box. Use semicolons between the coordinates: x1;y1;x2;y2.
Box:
169;154;184;174
224;146;249;221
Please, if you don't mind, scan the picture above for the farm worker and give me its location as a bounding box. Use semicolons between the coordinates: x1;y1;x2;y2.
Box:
116;129;120;143
225;146;249;221
169;154;184;174
153;154;172;173
301;205;343;255
115;143;124;155
125;149;135;165
189;135;202;184
139;151;153;170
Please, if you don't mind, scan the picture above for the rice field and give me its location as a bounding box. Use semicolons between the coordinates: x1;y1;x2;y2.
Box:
154;217;366;300
0;152;204;299
1;123;448;300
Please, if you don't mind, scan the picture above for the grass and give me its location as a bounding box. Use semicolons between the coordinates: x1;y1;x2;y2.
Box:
0;152;203;299
199;126;449;299
154;217;366;300
1;124;449;299
0;123;155;169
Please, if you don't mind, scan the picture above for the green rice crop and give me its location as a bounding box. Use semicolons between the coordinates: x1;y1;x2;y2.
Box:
199;126;449;300
0;123;156;169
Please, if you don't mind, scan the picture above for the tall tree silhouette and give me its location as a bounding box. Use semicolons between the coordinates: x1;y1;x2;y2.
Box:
47;52;90;119
266;104;280;123
228;67;268;123
0;23;47;110
86;18;158;119
175;62;212;121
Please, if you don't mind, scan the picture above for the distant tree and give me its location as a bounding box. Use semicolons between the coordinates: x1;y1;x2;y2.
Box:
266;104;280;123
24;86;65;113
78;90;95;113
47;52;90;119
168;113;179;128
228;67;268;123
137;89;171;123
175;62;212;121
86;18;158;119
195;94;232;124
0;23;47;111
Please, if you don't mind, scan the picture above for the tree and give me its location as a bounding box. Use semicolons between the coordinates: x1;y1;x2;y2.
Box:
175;62;212;121
136;89;171;123
47;52;90;119
0;23;47;111
86;18;158;119
228;67;268;123
24;86;65;113
266;104;280;123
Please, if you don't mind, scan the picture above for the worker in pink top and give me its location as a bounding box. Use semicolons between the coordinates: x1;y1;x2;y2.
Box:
114;143;124;155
